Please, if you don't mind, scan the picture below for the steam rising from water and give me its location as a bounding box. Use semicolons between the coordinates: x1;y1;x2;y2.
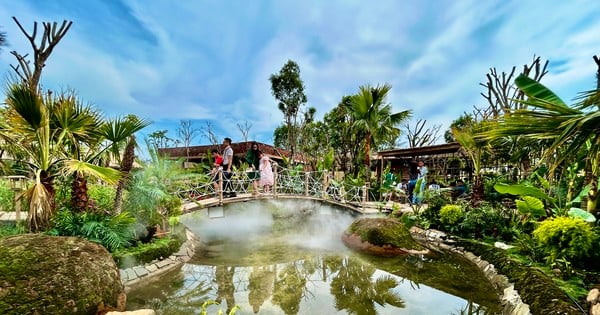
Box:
180;199;357;252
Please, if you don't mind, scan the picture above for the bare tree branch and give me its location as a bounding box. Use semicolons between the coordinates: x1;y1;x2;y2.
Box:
477;55;548;118
10;17;73;90
199;122;220;148
403;119;441;148
236;120;253;144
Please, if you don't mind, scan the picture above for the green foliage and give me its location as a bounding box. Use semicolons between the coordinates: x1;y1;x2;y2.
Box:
567;207;596;223
458;203;510;239
516;196;545;218
49;209;136;252
513;231;546;263
199;300;240;315
124;141;186;226
112;236;183;268
418;193;451;228
533;216;597;264
439;204;464;225
0;180;15;211
88;184;117;213
0;222;26;238
494;183;551;202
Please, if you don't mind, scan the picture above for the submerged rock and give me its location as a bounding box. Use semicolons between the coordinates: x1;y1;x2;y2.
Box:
0;234;126;315
342;218;429;256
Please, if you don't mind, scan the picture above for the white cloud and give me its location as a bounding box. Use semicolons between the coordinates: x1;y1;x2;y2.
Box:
1;0;599;147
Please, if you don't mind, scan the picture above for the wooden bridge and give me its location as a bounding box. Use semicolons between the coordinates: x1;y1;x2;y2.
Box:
177;168;413;215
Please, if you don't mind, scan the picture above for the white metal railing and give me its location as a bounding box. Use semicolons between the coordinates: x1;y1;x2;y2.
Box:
174;166;372;206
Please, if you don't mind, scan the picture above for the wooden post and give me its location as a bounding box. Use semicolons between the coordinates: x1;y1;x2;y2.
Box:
305;172;309;197
218;170;223;203
14;192;21;224
273;168;278;197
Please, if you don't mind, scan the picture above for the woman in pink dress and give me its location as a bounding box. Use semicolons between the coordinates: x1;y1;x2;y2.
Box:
258;151;274;193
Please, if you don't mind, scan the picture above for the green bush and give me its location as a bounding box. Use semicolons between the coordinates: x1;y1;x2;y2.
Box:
419;193;451;228
49;209;136;252
112;236;183;269
439;204;464;225
0;180;15;211
532;216;597;264
459;203;509;239
88;184;117;213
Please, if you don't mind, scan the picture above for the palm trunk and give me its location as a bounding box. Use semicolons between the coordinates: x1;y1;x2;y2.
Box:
28;171;56;232
71;172;90;212
471;175;484;207
114;136;136;214
588;178;598;215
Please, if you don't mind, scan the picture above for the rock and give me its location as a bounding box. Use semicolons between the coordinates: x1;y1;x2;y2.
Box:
0;234;126;315
588;288;600;304
494;241;514;250
592;303;600;315
342;217;429;256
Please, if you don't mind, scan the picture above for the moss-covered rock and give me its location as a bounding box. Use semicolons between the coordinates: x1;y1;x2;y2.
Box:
342;218;428;256
0;234;126;315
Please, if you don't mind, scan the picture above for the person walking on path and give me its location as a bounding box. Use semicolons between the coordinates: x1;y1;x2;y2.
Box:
222;138;236;197
245;142;261;196
258;151;274;194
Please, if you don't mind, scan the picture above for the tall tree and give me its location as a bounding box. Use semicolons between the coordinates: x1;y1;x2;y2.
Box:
324;96;360;174
270;60;307;164
350;84;411;173
177;120;200;161
9;17;72;90
148;130;172;149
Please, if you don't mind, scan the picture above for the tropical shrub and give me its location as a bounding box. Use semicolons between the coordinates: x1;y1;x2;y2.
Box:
49;209;136;252
439;204;465;225
112;236;183;268
88;184;117;213
418;193;451;228
459;203;510;239
532;216;597;264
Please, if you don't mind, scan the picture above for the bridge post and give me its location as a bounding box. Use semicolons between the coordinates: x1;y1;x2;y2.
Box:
273;169;278;197
305;172;309;197
218;170;223;203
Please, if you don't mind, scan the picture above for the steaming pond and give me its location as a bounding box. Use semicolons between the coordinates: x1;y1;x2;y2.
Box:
126;199;502;315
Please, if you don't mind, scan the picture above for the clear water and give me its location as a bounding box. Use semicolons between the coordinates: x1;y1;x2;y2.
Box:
126;199;502;315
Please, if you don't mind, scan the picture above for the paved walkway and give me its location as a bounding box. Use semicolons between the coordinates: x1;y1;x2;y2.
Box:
0;211;20;222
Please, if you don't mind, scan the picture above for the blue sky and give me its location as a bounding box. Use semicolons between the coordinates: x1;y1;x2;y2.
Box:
1;0;599;148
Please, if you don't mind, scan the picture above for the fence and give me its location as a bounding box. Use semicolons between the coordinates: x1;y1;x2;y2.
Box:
175;165;372;206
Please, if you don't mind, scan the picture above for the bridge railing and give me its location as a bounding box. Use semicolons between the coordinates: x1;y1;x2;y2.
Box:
175;166;372;206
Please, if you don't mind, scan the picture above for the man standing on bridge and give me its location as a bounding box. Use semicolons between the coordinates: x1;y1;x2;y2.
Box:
222;137;236;198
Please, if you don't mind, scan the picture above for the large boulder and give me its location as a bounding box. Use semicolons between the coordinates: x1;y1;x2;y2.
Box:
342;217;429;256
0;234;126;315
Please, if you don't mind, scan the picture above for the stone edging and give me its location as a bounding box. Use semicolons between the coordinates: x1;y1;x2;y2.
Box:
409;227;531;315
119;228;200;288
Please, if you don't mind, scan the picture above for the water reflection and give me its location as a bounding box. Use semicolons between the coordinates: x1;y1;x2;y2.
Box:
331;256;405;314
127;200;502;314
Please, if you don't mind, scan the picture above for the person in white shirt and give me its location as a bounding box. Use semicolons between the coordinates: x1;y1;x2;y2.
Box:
222;137;235;198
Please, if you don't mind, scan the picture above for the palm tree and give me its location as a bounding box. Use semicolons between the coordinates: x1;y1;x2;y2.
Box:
452;122;489;205
2;83;145;230
350;84;411;175
485;74;600;214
